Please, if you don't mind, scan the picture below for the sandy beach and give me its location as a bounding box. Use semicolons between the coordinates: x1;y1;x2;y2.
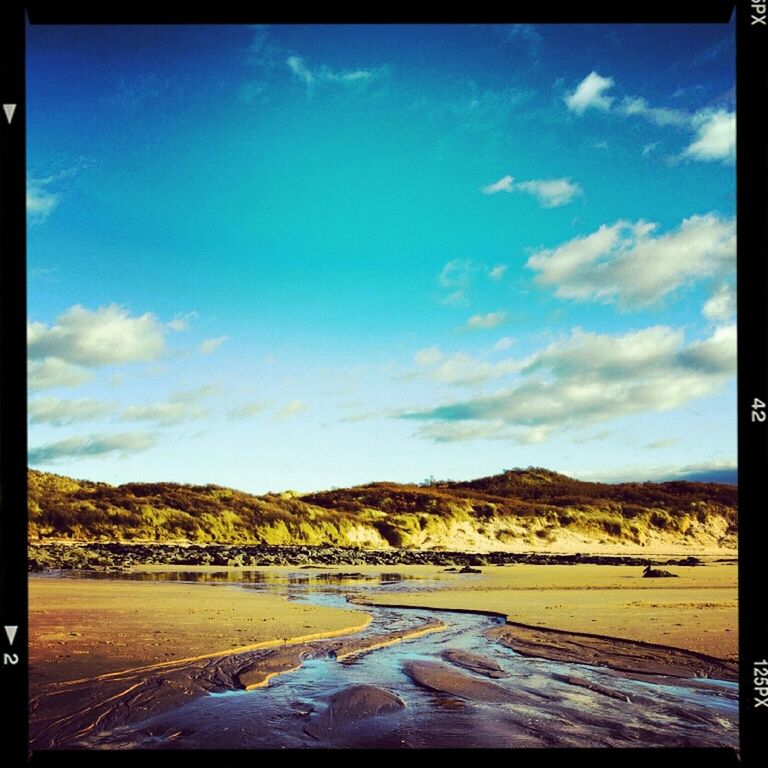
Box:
29;577;370;690
28;559;739;750
351;561;738;661
30;562;737;686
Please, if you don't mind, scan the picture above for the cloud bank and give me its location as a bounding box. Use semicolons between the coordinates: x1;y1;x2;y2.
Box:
404;324;735;443
28;397;114;426
29;431;157;464
526;213;735;308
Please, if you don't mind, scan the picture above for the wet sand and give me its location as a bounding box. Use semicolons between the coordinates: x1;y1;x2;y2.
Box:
29;616;444;749
304;685;406;739
31;563;736;687
486;622;737;681
29;578;370;690
352;562;738;661
28;560;738;750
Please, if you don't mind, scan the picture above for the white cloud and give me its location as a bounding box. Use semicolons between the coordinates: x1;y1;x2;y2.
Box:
416;420;511;443
642;142;659;157
481;175;514;194
418;420;549;445
27;159;89;223
442;290;467;307
684;109;735;163
571;458;736;484
679;323;736;373
172;384;220;402
167;311;197;332
411;347;521;387
26;187;61;221
325;68;381;84
618;96;688;128
481;175;582;207
643;437;679;450
703;283;736;322
228;401;271;421
28;397;114;426
438;259;476;305
668;459;737;483
415;421;550;445
467;311;506;330
28;431;157;464
565;74;734;165
429;354;515;386
526;213;735;308
403;324;735;443
121;402;207;427
28;304;166;367
27;358;93;392
121;387;215;426
488;264;507;281
287;55;315;86
439;259;475;288
414;346;443;367
515;178;582;208
565;72;615;114
200;336;229;354
526;326;685;378
274;399;307;421
493;336;515;352
287;55;387;92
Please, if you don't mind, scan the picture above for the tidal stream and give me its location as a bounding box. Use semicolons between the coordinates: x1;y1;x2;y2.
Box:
41;570;739;750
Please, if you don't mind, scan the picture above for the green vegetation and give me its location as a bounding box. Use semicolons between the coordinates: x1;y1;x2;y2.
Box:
28;467;737;548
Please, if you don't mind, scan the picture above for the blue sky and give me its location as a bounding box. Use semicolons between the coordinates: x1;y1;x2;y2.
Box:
26;22;737;493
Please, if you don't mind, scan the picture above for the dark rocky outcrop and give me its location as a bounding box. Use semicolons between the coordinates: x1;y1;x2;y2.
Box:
28;542;710;572
642;564;679;578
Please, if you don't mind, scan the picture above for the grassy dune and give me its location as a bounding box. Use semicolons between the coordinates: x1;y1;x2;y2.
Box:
28;467;737;552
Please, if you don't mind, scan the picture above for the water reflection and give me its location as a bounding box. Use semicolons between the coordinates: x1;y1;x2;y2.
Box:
42;569;414;586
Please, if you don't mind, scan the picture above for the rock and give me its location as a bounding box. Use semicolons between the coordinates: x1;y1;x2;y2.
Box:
27;543;715;572
459;566;482;574
642;565;678;578
666;556;701;566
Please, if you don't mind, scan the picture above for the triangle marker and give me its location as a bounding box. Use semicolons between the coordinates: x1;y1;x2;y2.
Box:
4;625;18;645
3;104;17;124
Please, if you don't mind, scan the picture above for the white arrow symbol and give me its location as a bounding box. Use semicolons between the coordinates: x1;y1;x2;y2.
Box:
3;104;17;124
4;626;18;645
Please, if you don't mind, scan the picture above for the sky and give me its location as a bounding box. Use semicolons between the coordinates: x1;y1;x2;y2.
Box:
26;21;737;494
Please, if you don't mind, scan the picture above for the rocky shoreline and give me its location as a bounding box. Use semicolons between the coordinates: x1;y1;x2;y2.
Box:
27;542;709;572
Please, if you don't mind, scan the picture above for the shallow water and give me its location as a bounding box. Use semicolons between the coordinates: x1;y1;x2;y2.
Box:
60;571;738;750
